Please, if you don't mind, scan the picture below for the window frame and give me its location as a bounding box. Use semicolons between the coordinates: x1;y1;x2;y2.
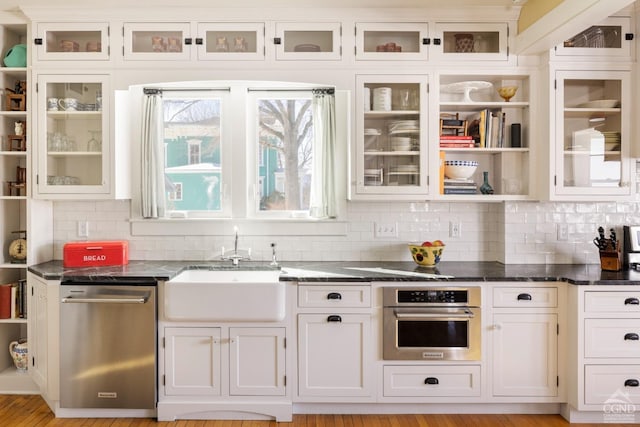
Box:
128;81;348;237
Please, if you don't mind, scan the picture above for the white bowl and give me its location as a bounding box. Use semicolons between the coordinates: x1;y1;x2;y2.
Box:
444;160;478;180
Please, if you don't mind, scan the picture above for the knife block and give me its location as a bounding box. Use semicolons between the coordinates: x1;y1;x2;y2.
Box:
600;241;622;271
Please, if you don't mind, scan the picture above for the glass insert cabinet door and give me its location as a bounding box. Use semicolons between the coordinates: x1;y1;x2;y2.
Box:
355;74;428;197
123;22;191;60
34;23;110;61
554;70;631;197
433;22;509;61
36;74;109;195
555;17;633;58
274;22;341;60
196;22;265;60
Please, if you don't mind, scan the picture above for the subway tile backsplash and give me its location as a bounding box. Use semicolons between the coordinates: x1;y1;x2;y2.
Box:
51;197;640;265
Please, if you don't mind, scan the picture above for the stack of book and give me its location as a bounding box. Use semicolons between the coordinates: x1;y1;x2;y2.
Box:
439;135;475;148
467;109;506;148
443;178;478;195
0;280;27;319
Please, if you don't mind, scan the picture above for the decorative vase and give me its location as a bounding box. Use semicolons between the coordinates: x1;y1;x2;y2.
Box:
480;171;494;194
9;339;27;372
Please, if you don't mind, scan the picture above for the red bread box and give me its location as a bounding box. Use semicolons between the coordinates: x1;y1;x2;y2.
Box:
63;240;129;268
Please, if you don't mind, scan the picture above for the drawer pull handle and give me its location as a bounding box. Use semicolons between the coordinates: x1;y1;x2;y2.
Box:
517;293;532;301
624;333;639;341
424;377;439;385
624;298;639;305
625;379;639;387
327;292;342;300
327;315;342;323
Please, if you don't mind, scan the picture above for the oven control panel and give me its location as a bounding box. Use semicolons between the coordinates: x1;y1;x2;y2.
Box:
397;289;468;304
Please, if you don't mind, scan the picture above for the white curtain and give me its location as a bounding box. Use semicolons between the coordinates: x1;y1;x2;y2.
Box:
309;89;337;219
141;89;166;218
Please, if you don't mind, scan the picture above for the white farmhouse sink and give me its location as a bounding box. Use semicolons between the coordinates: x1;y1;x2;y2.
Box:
164;269;285;322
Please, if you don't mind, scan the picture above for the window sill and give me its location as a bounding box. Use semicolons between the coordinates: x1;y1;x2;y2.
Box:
130;217;348;237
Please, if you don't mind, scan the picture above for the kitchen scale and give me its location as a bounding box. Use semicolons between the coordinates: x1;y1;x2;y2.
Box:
8;230;26;263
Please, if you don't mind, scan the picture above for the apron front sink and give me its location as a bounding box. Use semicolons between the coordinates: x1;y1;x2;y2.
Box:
164;268;284;322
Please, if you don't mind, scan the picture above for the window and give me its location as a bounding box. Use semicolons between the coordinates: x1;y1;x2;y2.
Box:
253;93;314;214
162;91;228;215
132;81;347;236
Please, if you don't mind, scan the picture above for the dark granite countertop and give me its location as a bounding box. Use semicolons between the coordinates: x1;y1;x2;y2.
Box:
26;260;640;285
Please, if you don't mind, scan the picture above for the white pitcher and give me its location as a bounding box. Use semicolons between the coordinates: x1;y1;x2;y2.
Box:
9;340;27;372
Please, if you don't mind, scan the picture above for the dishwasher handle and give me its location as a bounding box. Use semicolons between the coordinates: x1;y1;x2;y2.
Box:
61;295;149;304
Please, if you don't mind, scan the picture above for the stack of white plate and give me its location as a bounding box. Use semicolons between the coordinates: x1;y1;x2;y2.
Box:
389;120;419;134
372;87;392;111
390;164;419;173
364;128;381;136
602;131;621;151
391;136;412;151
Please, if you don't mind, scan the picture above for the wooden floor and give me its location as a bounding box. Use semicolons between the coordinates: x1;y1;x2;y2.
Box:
1;394;633;427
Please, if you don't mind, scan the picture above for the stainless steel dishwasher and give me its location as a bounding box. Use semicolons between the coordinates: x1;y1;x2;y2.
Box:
60;279;157;409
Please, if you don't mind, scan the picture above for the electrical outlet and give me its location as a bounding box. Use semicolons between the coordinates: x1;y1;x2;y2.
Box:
77;221;89;238
557;223;568;241
374;222;398;239
449;221;461;238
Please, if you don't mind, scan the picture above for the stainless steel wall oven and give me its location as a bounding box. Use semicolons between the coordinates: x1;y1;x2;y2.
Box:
383;286;481;361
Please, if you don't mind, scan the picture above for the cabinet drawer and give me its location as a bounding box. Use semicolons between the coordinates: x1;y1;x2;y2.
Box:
585;319;640;358
298;285;371;308
493;287;558;308
383;365;480;397
585;291;640;313
585;365;640;405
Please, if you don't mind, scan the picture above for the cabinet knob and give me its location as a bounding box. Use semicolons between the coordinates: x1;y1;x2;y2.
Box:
34;38;43;45
433;38;441;46
195;38;203;45
625;379;639;387
327;315;342;323
625;33;634;41
184;38;192;45
327;292;342;300
422;38;431;45
624;297;639;305
424;377;439;385
624;333;639;341
517;293;532;301
274;37;282;45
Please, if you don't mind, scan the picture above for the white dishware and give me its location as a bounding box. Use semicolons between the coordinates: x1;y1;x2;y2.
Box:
47;97;59;111
58;97;78;111
441;81;493;103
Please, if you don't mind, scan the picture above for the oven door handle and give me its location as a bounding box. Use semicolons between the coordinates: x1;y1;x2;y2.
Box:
395;309;475;319
61;295;149;304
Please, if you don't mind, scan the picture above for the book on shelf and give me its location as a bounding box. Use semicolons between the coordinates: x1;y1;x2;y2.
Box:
443;187;479;194
443;178;478;194
468;109;507;148
0;281;27;319
439;135;473;140
440;142;475;148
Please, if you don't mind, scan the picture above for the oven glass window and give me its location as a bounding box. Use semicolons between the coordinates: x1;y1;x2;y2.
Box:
397;320;468;348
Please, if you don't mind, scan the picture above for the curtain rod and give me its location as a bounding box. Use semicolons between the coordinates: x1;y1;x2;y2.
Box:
247;87;334;93
143;87;231;94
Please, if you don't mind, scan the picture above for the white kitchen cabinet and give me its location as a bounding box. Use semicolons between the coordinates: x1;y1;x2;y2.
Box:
297;313;372;398
164;327;222;396
196;22;265;61
355;22;429;61
553;16;633;59
274;22;341;61
34;73;115;198
164;326;285;397
437;73;532;199
432;22;509;62
565;286;640;416
352;74;428;200
33;22;110;62
383;365;481;397
491;285;560;398
550;70;632;199
123;22;192;61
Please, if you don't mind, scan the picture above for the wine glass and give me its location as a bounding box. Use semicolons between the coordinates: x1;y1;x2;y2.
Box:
87;130;101;152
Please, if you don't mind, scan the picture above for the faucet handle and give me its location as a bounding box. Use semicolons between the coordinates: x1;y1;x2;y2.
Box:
270;242;278;266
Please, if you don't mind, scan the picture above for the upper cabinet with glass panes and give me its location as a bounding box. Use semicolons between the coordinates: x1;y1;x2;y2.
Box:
33;22;110;62
432;22;509;62
274;22;341;61
553;16;633;59
123;22;192;61
355;23;430;61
